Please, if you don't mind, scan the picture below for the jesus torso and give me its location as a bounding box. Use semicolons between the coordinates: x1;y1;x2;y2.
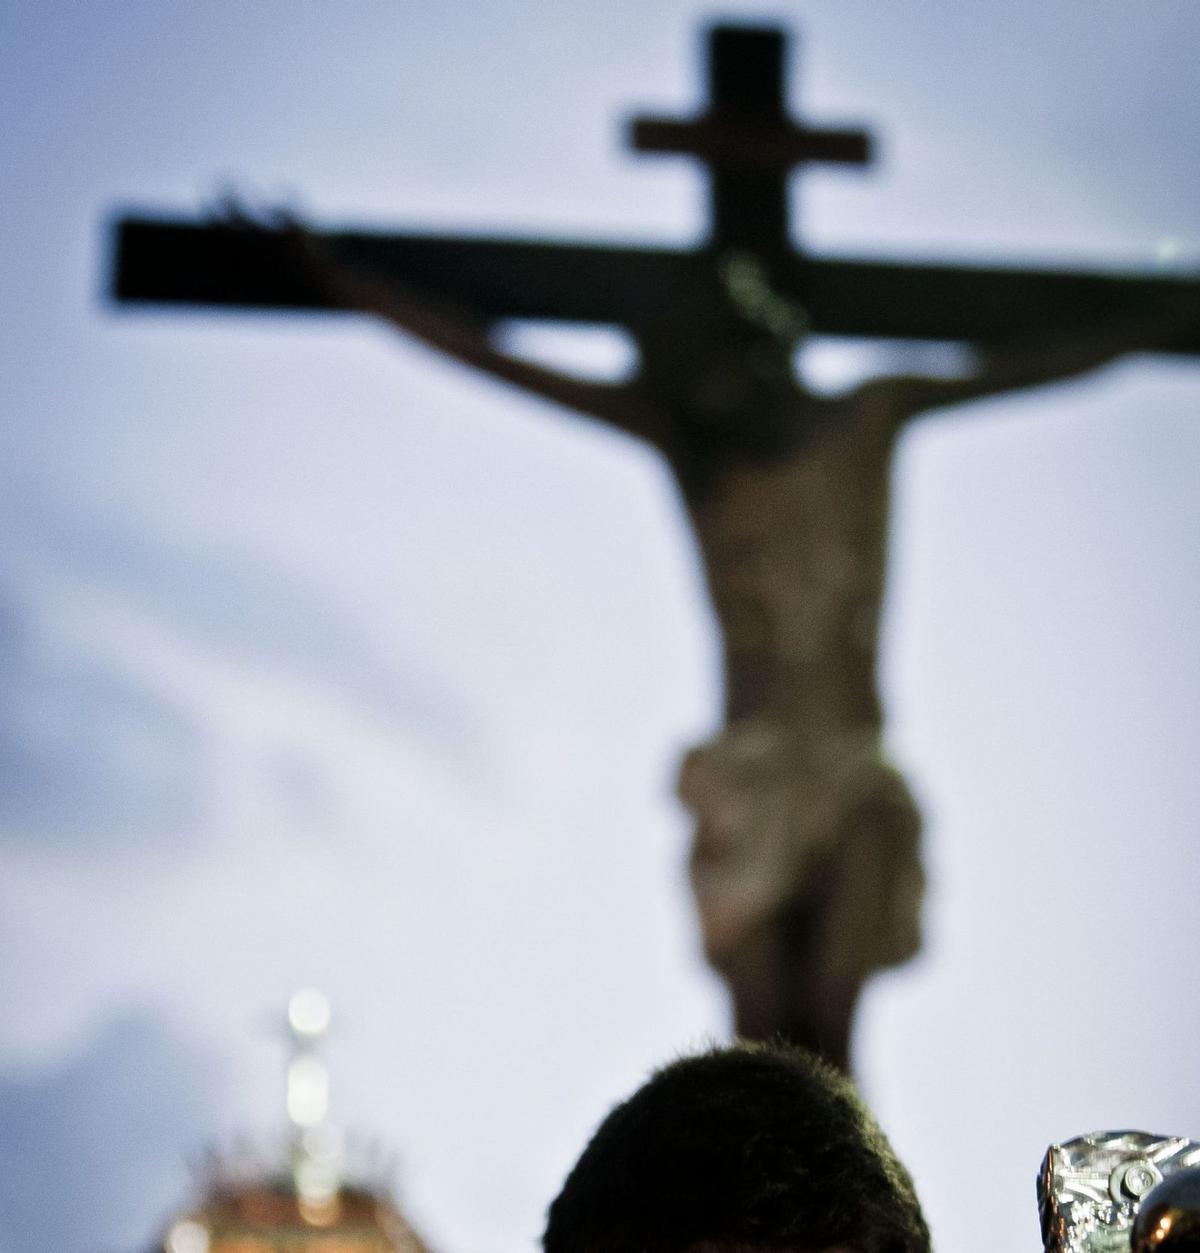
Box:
680;389;899;738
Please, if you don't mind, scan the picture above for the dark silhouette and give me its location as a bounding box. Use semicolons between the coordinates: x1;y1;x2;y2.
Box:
107;22;1200;1069
299;231;1194;1071
543;1040;930;1253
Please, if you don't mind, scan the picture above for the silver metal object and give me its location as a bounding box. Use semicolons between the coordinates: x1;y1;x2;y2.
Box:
1040;1132;1200;1253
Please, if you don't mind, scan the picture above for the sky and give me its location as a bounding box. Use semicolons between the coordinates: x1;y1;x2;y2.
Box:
1;3;1199;1253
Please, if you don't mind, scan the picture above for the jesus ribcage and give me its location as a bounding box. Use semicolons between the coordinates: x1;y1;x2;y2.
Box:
675;405;924;1061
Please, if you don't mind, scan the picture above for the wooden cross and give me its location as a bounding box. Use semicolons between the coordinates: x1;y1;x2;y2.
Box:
110;23;1200;350
106;22;1200;1070
630;25;870;248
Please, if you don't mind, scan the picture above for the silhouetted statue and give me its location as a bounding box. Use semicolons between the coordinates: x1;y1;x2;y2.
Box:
301;240;1190;1071
110;22;1200;1071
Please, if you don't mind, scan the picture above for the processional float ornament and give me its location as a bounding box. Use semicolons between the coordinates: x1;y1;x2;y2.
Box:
1039;1131;1200;1253
158;989;428;1253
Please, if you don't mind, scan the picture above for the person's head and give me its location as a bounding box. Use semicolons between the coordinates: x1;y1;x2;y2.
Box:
543;1041;930;1253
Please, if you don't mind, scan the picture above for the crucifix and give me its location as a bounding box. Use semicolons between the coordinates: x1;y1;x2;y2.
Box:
109;24;1200;1071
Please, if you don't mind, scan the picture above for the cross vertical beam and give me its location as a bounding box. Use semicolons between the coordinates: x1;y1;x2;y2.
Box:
710;27;790;249
629;26;872;250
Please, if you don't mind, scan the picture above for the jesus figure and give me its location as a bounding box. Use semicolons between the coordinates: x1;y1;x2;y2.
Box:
300;235;1190;1069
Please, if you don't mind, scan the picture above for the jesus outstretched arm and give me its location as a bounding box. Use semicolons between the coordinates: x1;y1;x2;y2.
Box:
864;299;1199;427
291;232;667;445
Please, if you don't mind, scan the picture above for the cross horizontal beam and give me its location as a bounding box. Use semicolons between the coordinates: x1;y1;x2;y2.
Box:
110;218;680;324
627;25;872;249
628;117;870;171
111;217;1200;351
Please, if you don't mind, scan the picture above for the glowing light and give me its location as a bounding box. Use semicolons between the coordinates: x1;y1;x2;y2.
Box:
287;1055;329;1127
297;1192;343;1227
166;1220;210;1253
287;987;331;1037
295;1152;341;1205
302;1125;342;1161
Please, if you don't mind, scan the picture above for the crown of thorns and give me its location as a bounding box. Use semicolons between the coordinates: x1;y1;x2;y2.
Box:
718;250;812;345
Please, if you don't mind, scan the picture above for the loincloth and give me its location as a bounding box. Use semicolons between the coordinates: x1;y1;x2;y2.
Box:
677;718;924;983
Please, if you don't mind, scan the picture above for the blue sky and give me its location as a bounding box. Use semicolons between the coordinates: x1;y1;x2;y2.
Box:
2;4;1200;1252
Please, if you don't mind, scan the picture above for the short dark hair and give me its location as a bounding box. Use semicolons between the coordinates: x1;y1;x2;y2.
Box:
543;1042;930;1253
